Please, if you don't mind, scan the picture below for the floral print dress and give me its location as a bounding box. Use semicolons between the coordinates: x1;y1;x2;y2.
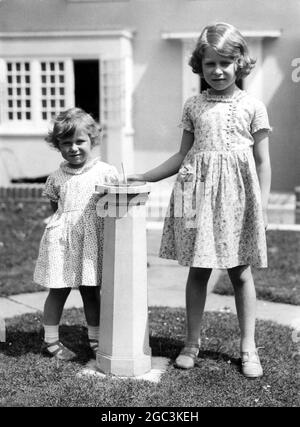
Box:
34;157;119;288
159;89;271;269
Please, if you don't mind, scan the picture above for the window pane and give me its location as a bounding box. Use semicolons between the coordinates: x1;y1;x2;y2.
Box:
6;61;32;122
40;60;69;120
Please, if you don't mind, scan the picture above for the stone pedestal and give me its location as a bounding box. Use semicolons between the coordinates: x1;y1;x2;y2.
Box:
95;182;152;376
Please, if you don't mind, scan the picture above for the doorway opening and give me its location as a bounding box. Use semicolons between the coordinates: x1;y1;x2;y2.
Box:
74;60;100;121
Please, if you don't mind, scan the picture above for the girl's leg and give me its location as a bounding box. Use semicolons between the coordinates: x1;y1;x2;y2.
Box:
227;265;263;378
79;286;101;356
79;286;100;326
227;265;256;352
175;267;211;369
43;287;72;325
185;267;212;344
42;288;75;360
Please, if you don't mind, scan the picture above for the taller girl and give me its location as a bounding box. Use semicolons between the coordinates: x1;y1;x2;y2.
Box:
130;22;271;378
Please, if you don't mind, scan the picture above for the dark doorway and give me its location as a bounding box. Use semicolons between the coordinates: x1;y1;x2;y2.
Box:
74;60;100;121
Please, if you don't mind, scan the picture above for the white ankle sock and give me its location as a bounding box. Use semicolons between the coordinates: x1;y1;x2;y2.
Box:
88;325;99;342
44;325;59;344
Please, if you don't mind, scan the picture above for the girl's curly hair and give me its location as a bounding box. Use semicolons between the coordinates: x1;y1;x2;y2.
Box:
45;107;102;150
189;22;256;79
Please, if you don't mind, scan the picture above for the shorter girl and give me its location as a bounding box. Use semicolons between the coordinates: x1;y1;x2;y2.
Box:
34;108;119;360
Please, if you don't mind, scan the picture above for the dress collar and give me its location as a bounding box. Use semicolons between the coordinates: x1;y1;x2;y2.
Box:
60;157;100;175
204;88;246;103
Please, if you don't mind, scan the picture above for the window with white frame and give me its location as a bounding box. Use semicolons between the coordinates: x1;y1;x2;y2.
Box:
6;61;31;121
0;56;128;130
40;61;68;121
0;58;73;126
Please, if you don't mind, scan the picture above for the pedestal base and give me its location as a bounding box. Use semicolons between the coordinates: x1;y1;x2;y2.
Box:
97;352;152;377
77;357;170;383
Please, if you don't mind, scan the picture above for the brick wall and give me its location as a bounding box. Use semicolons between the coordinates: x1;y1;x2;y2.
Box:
0;185;44;200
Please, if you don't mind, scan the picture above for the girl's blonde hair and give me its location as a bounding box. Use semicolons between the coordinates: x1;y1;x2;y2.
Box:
45;107;102;150
189;22;256;79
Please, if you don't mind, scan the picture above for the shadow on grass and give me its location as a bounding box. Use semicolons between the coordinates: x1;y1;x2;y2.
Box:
150;335;241;370
1;330;241;372
1;324;95;365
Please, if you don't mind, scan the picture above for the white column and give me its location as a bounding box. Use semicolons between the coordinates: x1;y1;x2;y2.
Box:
243;39;263;98
182;40;199;104
100;34;134;173
95;183;152;377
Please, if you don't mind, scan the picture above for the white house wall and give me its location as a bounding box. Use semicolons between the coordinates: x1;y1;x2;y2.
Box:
0;0;299;190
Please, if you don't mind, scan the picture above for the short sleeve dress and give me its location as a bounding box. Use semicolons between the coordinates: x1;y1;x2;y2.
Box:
159;89;271;269
34;157;119;288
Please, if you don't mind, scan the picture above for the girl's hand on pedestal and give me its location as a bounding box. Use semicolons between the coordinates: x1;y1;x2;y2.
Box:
127;174;145;182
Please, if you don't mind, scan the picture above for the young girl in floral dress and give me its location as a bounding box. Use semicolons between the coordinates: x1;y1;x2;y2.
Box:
129;22;271;378
34;108;119;360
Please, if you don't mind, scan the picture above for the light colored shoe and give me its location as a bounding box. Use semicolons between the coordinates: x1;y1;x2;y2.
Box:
241;350;263;378
175;342;200;369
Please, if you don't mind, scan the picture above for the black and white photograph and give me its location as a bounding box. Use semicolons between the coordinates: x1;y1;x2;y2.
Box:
0;0;299;412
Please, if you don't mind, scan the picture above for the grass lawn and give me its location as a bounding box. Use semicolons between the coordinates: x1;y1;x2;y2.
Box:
0;200;51;296
0;200;299;305
0;307;298;407
214;230;300;305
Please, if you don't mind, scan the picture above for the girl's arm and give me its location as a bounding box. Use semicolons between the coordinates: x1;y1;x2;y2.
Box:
253;129;271;226
129;130;194;182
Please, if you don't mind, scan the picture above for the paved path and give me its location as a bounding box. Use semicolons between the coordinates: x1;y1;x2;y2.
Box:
1;288;299;330
1;257;299;332
1;224;299;336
